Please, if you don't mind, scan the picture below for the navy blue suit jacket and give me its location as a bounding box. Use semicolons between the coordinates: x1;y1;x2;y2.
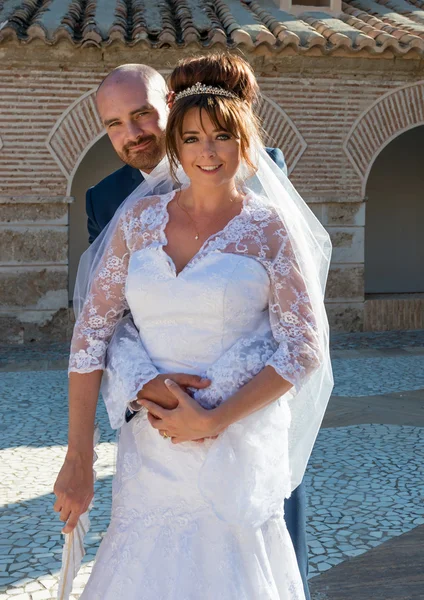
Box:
87;164;143;244
85;148;310;599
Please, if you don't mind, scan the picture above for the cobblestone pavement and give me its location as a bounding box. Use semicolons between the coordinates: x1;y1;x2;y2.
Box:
305;424;424;576
0;335;423;599
332;354;424;396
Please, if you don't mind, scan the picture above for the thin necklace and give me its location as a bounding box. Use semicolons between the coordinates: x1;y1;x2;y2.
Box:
176;193;242;241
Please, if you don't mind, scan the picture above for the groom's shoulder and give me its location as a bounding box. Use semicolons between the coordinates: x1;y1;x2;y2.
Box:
88;164;137;199
265;146;286;169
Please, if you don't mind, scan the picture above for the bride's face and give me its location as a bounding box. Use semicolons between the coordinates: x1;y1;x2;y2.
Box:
177;108;241;189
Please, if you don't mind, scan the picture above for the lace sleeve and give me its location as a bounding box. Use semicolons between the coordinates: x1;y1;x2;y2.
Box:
265;228;321;389
69;216;130;374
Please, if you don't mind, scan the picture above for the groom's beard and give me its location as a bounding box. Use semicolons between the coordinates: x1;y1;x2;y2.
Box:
120;133;166;171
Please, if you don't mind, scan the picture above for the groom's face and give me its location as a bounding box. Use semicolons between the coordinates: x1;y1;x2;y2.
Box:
97;76;168;172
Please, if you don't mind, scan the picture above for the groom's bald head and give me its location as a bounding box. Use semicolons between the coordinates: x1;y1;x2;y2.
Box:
96;64;168;172
97;64;168;97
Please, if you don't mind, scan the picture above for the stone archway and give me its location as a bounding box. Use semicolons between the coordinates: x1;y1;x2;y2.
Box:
343;81;424;197
46;88;103;189
343;83;424;330
365;125;424;296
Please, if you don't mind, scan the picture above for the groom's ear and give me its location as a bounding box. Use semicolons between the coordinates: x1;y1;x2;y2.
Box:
166;91;176;110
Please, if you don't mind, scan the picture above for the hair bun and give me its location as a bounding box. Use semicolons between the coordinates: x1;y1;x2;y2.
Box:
168;54;259;105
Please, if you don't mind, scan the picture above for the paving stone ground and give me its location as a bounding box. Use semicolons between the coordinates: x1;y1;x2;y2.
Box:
309;524;424;600
0;332;423;599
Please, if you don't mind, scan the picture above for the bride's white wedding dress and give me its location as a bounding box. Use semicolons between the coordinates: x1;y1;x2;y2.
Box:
69;190;320;600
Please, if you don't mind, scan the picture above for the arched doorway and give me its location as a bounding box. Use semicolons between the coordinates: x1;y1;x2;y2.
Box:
365;126;424;296
69;135;123;299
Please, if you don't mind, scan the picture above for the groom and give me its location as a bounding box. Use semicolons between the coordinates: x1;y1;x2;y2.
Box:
88;63;310;599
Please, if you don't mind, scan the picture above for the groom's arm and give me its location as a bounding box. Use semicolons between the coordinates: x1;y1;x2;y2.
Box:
102;316;211;428
101;316;160;428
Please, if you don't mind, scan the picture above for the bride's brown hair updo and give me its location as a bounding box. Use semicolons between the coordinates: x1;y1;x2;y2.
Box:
166;54;263;179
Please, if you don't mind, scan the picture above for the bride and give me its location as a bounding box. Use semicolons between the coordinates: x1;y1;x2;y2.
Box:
54;54;332;599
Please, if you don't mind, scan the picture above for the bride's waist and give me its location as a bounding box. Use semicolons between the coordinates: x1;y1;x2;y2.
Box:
139;321;272;376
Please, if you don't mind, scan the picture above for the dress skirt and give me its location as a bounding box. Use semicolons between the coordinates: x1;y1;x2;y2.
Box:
80;411;305;600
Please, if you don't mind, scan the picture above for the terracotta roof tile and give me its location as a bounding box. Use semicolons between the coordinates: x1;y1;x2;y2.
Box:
301;12;377;49
348;0;424;37
375;0;424;26
248;1;326;48
340;6;423;48
0;0;422;55
215;0;277;46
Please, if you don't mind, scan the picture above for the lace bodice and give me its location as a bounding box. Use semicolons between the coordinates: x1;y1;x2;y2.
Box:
70;191;319;394
70;190;319;393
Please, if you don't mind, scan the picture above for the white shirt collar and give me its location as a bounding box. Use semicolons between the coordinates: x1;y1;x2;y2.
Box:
139;169;154;183
139;157;167;183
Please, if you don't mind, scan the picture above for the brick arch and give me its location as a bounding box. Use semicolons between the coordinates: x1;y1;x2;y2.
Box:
257;95;307;174
46;88;103;185
46;88;307;187
344;81;424;196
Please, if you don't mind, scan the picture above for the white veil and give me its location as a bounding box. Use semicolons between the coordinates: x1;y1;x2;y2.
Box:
73;158;176;317
73;143;333;494
252;145;333;491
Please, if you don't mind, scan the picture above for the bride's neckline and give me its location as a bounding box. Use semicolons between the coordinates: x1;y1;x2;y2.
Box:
160;189;251;278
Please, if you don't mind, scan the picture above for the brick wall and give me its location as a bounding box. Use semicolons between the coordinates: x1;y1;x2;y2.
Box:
0;49;423;341
0;62;418;197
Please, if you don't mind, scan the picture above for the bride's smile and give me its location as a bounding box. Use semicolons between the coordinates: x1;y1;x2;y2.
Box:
177;107;241;193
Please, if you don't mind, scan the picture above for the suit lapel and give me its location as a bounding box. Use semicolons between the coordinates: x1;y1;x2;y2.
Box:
130;167;144;189
121;166;144;202
105;167;144;226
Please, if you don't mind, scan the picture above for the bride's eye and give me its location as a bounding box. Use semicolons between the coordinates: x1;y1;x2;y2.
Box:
183;137;198;144
216;133;231;141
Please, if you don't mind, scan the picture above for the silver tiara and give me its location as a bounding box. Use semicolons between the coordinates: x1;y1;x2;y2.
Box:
174;82;238;102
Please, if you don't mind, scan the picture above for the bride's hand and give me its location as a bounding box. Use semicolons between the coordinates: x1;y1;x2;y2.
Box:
140;379;222;444
53;451;94;533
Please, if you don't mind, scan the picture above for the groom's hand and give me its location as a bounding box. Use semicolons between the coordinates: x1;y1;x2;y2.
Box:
136;373;210;410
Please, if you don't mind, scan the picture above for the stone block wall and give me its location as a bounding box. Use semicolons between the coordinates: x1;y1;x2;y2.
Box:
311;203;365;332
0;196;73;343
